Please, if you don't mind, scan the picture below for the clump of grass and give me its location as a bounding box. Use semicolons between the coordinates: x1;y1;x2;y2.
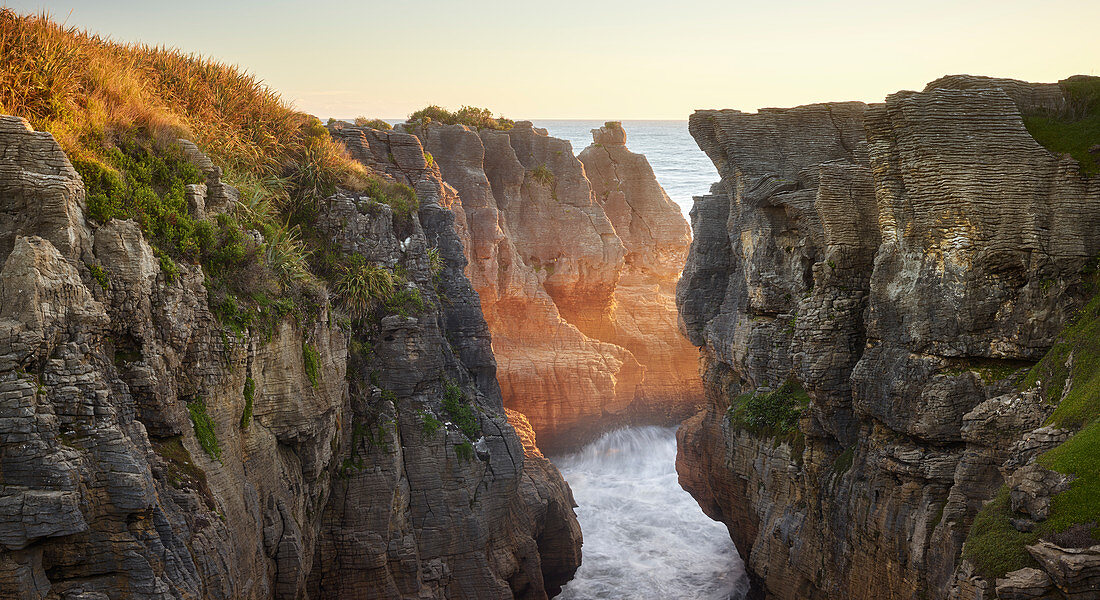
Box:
385;286;426;318
334;257;394;319
729;379;809;433
529;164;554;188
354;117;391;130
423;151;434;169
427;247;444;277
240;376;255;429
87;263;109;290
302;340;321;388
1022;75;1100;176
455;440;475;460
442;381;479;441
406;105;514;130
365;177;418;219
186;397;221;462
0;9;371;335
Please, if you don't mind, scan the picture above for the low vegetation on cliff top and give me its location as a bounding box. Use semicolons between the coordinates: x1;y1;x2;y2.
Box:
405;105;514;130
0;9;415;333
1023;75;1100;176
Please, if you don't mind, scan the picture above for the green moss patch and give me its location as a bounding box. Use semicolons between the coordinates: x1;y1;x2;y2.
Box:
963;487;1040;580
185;397;221;462
302;341;321;388
1040;421;1100;539
728;378;810;434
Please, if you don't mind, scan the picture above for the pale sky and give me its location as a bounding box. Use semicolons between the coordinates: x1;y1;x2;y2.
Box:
6;0;1099;120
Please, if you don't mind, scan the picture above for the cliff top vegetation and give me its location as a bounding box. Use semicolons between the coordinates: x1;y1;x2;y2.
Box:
1023;75;1100;176
0;9;411;333
405;105;514;130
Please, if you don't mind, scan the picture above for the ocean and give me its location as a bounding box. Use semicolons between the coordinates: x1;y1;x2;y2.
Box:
532;120;718;220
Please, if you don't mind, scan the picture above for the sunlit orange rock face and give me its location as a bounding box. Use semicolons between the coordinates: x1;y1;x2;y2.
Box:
417;121;702;453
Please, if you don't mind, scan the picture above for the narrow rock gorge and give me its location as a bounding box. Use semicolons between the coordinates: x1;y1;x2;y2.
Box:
676;75;1100;600
331;120;700;452
0;114;582;599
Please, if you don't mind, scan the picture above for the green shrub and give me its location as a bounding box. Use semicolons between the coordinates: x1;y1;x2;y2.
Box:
455;440;475;460
442;381;479;440
423;151;434;169
385;286;426;318
530;164;554;188
240;376;255;429
88;263;109;290
365;177;418;218
302;340;321;387
418;409;442;436
354;117;392;130
406;105;513;130
186;397;222;461
729;379;810;433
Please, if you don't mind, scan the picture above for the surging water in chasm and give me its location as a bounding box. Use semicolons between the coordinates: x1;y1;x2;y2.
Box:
552;427;749;600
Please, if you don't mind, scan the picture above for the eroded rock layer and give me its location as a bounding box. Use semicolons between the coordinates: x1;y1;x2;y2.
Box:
0;115;581;599
345;120;701;452
676;76;1100;600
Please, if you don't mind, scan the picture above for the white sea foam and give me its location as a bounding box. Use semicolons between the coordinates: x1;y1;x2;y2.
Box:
552;426;749;600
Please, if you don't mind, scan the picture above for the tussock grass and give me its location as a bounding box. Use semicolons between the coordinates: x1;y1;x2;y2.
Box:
0;9;418;333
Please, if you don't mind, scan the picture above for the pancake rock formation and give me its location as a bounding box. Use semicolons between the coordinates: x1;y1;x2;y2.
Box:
332;120;700;453
676;75;1100;600
0;114;581;599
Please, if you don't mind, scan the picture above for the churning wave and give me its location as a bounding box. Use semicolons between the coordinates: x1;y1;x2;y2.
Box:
552;427;749;600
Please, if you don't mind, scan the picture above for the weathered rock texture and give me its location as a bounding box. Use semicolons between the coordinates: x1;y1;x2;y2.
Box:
676;76;1100;600
342;120;700;452
0;114;581;599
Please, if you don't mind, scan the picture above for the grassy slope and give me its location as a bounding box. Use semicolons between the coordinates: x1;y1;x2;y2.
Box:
0;9;422;332
1023;76;1100;176
964;265;1100;580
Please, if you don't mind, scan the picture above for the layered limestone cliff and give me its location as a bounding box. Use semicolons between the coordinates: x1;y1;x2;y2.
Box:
676;76;1100;600
332;120;699;452
0;115;581;599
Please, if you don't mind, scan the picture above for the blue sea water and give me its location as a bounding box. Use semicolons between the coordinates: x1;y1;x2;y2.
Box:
532;120;718;220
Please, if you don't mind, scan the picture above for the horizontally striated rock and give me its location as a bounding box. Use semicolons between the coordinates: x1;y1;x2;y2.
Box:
578;123;702;418
337;120;702;452
676;75;1100;600
0;117;581;599
1026;542;1100;599
0;115;89;265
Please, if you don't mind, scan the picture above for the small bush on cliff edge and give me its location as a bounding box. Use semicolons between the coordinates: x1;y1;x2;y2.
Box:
405;105;514;131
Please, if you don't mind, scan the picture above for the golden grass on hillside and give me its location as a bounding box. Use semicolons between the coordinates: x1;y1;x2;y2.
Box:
0;8;367;188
